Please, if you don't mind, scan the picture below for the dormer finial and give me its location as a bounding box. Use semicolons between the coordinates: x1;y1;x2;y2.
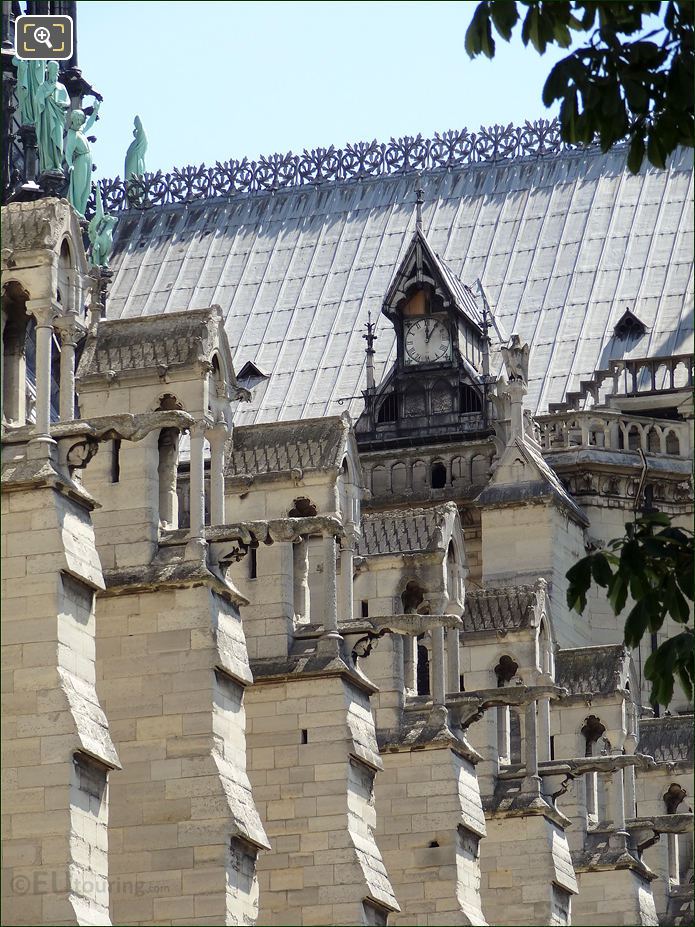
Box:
415;184;424;232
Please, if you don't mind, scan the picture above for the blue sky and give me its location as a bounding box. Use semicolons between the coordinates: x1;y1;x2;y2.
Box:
79;1;575;181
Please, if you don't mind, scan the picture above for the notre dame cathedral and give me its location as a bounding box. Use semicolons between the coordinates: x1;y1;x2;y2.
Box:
1;3;693;926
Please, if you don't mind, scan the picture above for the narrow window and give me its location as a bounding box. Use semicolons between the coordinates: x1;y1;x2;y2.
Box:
431;462;447;489
111;439;121;483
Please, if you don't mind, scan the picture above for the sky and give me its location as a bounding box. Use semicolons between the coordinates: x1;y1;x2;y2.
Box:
78;1;576;181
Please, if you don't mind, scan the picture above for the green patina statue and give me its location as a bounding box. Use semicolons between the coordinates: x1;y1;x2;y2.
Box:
12;57;45;126
34;60;70;172
87;188;118;268
65;101;100;216
124;115;147;179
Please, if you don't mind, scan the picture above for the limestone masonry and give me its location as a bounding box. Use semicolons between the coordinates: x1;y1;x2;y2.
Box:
1;4;693;926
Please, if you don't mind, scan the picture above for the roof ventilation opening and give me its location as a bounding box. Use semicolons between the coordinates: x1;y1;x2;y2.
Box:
237;361;269;389
613;308;647;341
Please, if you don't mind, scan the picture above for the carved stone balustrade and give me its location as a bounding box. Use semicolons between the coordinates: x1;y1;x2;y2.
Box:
537;409;690;459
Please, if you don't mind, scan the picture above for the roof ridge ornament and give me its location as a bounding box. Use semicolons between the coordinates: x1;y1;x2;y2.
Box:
86;117;587;218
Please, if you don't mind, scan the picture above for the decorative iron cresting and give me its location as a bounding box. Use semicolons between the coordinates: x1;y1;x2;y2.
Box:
86;118;586;217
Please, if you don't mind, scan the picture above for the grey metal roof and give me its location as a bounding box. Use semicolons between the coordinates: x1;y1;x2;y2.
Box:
554;644;630;696
106;144;693;426
637;715;694;764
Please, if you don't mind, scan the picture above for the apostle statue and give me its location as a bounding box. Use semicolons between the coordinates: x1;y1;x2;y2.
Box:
12;56;45;126
124;115;147;179
87;188;118;268
501;334;530;385
34;60;70;172
65;101;100;216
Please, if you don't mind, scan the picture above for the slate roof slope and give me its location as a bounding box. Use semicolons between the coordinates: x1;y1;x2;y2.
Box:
554;643;630;696
463;584;543;634
226;415;349;477
107;144;693;425
358;504;455;556
637;715;694;764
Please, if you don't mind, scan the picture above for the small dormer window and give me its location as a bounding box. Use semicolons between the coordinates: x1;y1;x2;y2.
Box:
613;308;646;340
237;361;269;389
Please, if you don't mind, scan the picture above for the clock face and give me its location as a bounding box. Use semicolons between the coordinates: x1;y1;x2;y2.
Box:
404;318;451;364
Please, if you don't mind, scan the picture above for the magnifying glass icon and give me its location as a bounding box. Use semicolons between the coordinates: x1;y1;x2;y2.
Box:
33;26;53;49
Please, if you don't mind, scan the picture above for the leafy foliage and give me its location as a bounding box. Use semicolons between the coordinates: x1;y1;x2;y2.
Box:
566;513;694;706
465;1;694;172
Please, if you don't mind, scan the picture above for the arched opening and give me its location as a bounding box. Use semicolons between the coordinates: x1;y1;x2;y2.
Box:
647;427;660;454
431;461;447;489
377;393;397;423
495;655;518;766
57;239;72;311
404;387;426;418
416;635;430;696
2;281;32;426
581;714;606;821
158;428;180;529
459;383;482;414
156;394;183;530
666;431;680;456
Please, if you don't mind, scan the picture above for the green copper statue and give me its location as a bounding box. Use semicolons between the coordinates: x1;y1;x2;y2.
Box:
34;60;70;172
124;115;147;179
65;102;100;216
12;57;45;126
87;189;118;268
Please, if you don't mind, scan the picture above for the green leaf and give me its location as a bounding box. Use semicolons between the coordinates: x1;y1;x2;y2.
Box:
591;552;613;587
624;599;650;647
465;3;497;59
608;571;628;615
490;0;520;41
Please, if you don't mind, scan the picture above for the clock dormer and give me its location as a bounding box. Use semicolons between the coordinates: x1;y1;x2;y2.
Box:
356;224;492;451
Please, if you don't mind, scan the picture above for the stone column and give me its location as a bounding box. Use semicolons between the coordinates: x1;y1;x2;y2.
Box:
403;636;417;692
667;833;680;885
188;420;207;543
446;627;460;694
431;626;446;706
292;537;310;623
54;316;85;422
623;733;638;819
508;380;526;441
339;529;355;622
522;699;540;792
26;299;59;441
207;422;227;526
318;531;341;654
538;697;551;762
497;707;510;765
612;766;627;836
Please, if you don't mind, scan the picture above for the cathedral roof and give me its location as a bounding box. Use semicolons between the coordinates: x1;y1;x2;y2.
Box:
638;715;694;765
357;503;459;556
463;583;545;634
105;137;693;426
554;644;631;697
76;307;222;380
225;414;351;479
